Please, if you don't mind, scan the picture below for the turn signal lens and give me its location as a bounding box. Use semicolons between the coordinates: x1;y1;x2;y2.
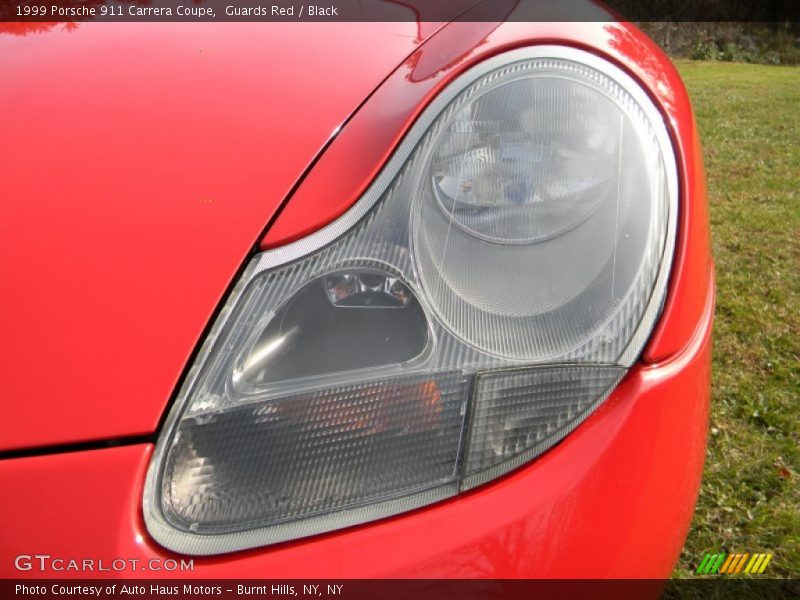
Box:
164;372;467;532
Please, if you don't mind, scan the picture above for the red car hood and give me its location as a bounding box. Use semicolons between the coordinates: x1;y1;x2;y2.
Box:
0;21;448;452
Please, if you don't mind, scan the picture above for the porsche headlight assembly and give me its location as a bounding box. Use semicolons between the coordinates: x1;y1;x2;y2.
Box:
144;46;678;554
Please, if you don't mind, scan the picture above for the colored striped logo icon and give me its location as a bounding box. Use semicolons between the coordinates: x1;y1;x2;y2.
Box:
696;553;773;574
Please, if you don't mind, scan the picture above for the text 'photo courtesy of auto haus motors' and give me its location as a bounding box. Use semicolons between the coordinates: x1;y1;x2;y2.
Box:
16;583;343;596
0;4;714;580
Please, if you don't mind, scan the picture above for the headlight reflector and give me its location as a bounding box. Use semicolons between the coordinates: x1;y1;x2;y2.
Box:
144;46;677;555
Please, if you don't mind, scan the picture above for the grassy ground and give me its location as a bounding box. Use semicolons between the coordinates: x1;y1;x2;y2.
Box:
670;61;799;579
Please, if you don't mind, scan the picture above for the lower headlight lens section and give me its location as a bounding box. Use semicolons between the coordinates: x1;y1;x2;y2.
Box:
144;46;677;555
163;372;467;533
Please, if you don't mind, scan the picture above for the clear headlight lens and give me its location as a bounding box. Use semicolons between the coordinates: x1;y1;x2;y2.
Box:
430;72;618;245
144;47;677;555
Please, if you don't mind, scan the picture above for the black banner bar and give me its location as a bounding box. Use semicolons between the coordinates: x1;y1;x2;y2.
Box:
3;579;800;600
1;0;799;23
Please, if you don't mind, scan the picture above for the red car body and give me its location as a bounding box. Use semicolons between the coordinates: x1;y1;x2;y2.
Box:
0;6;713;579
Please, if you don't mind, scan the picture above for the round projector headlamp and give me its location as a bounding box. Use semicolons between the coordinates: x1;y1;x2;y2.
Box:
144;46;677;555
412;57;671;360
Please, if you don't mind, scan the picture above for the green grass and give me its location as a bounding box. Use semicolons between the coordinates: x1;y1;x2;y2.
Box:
670;61;800;580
